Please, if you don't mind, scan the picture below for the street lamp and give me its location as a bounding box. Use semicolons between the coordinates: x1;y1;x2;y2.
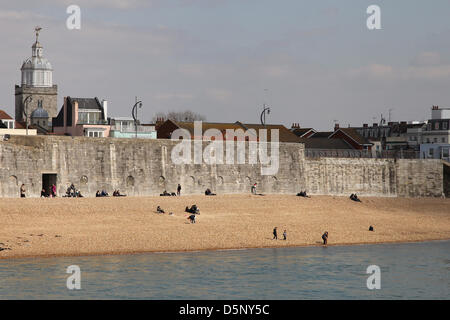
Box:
260;103;271;127
132;99;143;139
23;95;33;136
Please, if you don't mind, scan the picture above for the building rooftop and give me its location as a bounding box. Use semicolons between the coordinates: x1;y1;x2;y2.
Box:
0;110;13;120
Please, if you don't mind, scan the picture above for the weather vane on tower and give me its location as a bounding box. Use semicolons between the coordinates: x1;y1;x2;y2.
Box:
35;26;42;42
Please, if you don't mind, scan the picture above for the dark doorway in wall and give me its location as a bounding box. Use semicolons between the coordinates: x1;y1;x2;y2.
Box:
42;174;57;197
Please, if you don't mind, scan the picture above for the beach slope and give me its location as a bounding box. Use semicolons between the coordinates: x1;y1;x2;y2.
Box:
1;195;449;259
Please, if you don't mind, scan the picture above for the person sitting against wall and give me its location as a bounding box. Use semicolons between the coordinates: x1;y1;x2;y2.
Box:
40;189;47;198
297;190;310;198
113;190;126;197
160;190;171;196
205;188;216;196
96;190;101;197
350;193;362;202
101;190;109;197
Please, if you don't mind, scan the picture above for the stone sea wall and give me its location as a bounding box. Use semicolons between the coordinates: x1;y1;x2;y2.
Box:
0;135;444;198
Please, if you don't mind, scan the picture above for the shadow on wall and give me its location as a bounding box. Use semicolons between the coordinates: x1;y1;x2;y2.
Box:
444;162;450;197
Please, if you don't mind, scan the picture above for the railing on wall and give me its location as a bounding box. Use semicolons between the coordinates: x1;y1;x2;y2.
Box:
110;124;155;133
305;149;420;159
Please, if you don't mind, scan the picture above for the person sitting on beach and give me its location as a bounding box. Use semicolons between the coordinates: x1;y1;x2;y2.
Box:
114;190;126;197
156;206;165;214
101;190;108;197
96;190;101;197
350;193;361;202
160;190;171;196
40;189;47;198
322;231;329;245
205;188;216;196
297;191;310;198
185;205;200;214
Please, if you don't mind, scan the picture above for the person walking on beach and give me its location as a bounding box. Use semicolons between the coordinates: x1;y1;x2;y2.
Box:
322;231;328;245
20;184;26;198
283;230;287;240
177;184;181;196
273;227;278;240
251;183;257;195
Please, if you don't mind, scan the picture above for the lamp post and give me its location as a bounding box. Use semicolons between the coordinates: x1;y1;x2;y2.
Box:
23;95;33;136
131;98;143;139
260;103;271;127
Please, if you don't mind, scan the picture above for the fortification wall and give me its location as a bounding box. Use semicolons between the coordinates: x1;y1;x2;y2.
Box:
0;136;444;198
304;157;443;197
0;136;305;197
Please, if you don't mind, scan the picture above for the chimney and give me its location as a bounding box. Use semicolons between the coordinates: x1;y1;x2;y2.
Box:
334;123;340;131
373;123;378;127
363;123;368;128
102;100;108;120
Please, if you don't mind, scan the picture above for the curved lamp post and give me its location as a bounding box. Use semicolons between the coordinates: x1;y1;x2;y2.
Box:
131;99;143;139
260;103;271;127
23;95;33;135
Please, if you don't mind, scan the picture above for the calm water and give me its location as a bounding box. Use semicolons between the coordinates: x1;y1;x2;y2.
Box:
0;241;448;299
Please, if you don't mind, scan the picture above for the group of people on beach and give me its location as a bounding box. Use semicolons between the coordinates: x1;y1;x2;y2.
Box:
155;203;200;223
272;227;287;241
65;184;83;198
273;227;329;245
40;184;57;198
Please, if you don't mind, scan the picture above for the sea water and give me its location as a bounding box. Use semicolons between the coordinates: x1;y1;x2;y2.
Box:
0;240;448;299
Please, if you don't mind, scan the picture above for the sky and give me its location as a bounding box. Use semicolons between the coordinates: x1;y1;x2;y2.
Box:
1;0;450;130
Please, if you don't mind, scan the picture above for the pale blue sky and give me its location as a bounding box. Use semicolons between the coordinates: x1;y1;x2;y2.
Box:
1;0;450;129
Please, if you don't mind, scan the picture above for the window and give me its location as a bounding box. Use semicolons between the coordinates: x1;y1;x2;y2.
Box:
443;122;448;130
442;138;446;143
443;148;449;158
435;122;440;130
434;138;438;143
78;110;102;124
429;148;434;157
86;130;104;138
